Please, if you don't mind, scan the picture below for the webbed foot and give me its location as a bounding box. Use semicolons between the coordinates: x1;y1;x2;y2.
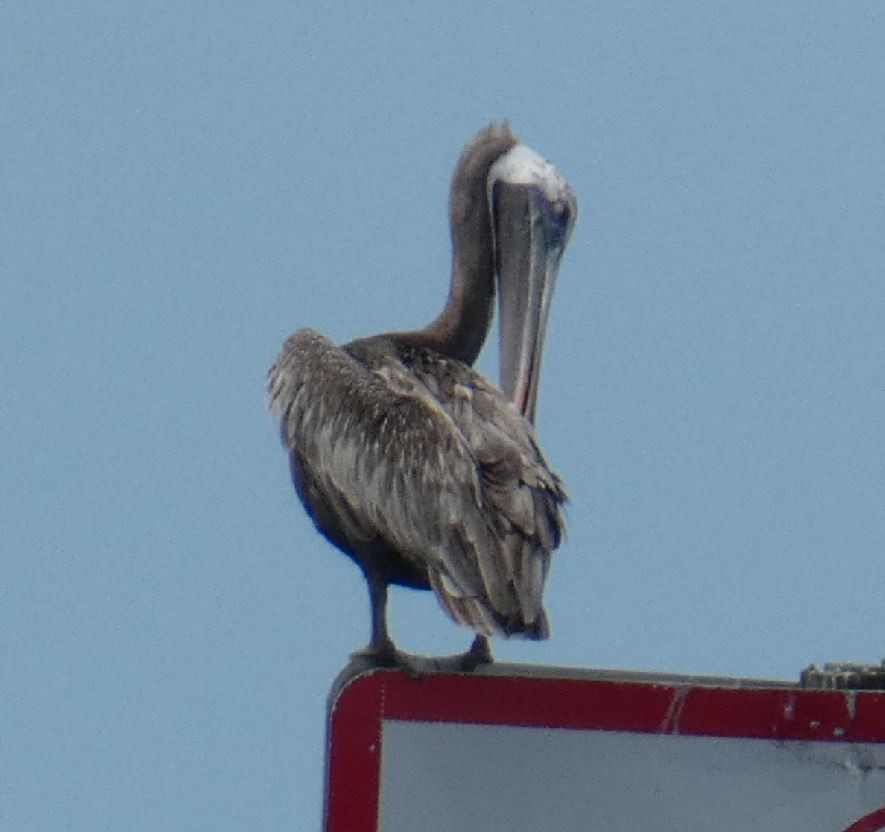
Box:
350;635;493;676
351;641;423;678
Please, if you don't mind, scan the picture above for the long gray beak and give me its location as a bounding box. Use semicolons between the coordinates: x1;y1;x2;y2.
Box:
490;146;576;423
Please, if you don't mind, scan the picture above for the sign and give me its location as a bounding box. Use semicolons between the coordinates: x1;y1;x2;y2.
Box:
325;665;885;831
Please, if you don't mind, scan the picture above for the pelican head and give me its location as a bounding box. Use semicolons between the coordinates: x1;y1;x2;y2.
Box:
488;142;577;423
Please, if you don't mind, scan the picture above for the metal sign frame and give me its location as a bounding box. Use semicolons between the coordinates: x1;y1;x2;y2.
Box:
325;664;885;831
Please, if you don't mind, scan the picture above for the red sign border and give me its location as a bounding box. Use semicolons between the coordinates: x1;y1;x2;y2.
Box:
844;808;885;832
325;669;885;832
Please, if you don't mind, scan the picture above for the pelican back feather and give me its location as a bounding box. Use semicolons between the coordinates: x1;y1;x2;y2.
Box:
268;328;566;639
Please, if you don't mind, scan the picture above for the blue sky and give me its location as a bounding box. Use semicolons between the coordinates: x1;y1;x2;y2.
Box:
2;3;883;829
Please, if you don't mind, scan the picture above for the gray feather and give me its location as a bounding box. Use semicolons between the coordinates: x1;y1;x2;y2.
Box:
268;328;567;638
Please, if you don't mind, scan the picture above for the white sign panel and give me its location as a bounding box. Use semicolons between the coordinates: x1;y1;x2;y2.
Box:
380;722;884;831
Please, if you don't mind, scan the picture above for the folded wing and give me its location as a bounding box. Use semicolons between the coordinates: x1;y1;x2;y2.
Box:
268;328;566;638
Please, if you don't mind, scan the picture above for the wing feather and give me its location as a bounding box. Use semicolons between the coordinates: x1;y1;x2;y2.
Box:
403;349;566;636
268;329;566;638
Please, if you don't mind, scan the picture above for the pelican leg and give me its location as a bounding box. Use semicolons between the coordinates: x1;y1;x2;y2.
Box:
418;634;494;673
361;571;398;662
470;634;493;662
461;634;493;669
353;570;494;675
350;572;429;677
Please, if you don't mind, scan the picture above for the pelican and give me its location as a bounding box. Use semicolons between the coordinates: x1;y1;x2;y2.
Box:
268;124;576;668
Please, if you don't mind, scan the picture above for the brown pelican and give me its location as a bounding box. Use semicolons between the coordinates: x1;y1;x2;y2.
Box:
268;124;576;668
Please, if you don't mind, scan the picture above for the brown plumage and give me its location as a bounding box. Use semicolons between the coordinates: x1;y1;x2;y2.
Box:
268;124;574;666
